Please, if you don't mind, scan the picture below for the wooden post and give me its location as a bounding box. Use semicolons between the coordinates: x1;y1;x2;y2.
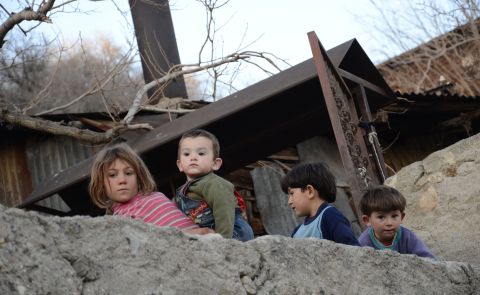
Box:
129;0;187;103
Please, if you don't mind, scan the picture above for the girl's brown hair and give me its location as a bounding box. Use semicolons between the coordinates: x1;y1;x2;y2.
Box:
89;143;156;211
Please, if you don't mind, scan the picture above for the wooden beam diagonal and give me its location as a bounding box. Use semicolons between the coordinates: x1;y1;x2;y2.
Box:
338;68;391;98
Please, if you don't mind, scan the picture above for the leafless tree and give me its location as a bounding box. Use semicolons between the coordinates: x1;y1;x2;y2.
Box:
0;0;287;143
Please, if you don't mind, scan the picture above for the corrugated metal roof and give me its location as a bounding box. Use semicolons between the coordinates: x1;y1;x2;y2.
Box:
26;136;100;211
381;92;480;115
396;91;480;101
0;134;102;210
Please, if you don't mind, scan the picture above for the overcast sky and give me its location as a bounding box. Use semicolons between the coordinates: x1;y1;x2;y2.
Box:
19;0;381;89
4;0;453;95
26;1;382;62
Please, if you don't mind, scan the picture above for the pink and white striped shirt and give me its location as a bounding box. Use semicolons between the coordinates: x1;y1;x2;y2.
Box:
113;192;198;230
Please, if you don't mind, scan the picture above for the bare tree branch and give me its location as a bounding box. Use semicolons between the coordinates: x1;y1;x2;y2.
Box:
140;105;195;114
124;51;261;124
1;0;286;144
1;109;152;143
0;1;54;48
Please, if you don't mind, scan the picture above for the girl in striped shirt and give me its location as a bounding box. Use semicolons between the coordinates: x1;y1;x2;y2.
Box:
89;143;213;235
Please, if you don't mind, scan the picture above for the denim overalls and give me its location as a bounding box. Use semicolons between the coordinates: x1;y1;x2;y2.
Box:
175;179;254;242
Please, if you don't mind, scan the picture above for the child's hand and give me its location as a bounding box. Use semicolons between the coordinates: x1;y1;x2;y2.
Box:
184;227;215;235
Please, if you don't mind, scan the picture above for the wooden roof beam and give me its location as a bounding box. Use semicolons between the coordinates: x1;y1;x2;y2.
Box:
338;68;391;98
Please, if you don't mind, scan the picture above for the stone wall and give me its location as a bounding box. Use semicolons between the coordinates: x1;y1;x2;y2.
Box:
1;205;478;294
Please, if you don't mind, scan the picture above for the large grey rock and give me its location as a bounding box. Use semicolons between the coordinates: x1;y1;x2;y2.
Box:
1;205;479;294
297;136;362;236
386;133;480;264
250;164;301;236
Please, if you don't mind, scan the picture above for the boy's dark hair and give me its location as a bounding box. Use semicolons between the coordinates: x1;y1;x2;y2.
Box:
360;185;406;216
281;162;337;203
178;129;220;158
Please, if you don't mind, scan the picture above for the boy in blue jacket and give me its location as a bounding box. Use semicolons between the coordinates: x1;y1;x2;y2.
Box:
358;185;435;259
281;162;359;246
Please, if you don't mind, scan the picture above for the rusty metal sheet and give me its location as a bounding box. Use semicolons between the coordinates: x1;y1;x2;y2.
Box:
308;31;375;222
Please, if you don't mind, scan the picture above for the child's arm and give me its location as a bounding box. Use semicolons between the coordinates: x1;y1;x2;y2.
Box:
331;220;360;246
358;228;374;247
324;208;360;246
404;228;436;259
184;227;215;235
199;178;236;239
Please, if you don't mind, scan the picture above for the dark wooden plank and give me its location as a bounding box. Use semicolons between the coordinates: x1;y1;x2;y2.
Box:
129;0;187;101
27;204;70;216
339;68;391;98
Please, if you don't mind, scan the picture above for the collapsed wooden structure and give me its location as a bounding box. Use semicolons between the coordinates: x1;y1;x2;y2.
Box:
16;36;395;225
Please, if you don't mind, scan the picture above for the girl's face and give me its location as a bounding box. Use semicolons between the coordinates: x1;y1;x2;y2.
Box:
104;158;139;203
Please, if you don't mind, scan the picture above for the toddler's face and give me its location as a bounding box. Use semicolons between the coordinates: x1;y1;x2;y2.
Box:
177;136;221;180
104;159;138;203
363;210;405;243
